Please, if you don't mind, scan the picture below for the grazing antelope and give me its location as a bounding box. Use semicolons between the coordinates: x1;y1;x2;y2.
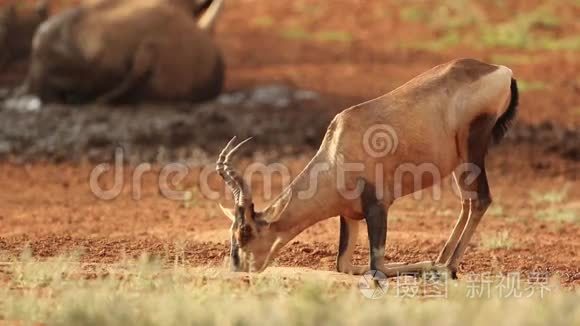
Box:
23;0;225;104
217;59;519;277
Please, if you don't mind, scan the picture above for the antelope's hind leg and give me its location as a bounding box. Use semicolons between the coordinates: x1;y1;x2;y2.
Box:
435;174;471;278
439;114;495;277
445;168;491;273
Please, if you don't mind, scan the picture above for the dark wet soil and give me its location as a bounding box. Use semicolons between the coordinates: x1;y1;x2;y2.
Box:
0;85;335;163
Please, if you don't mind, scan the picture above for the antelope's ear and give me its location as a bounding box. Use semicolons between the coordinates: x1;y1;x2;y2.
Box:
218;203;236;222
262;190;292;223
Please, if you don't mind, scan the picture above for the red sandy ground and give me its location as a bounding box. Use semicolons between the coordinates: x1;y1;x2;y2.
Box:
0;1;579;285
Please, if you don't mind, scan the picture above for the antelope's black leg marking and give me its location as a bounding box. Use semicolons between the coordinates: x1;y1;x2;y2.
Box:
361;182;387;272
337;216;349;263
336;216;363;274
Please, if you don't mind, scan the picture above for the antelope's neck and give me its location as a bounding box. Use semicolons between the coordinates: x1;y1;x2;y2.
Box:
271;155;341;241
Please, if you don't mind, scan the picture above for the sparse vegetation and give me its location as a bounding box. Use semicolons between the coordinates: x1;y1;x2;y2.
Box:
529;186;578;224
490;54;545;65
481;230;515;249
399;7;426;23
314;31;352;43
409;31;461;51
517;80;549;92
535;208;579;224
429;1;486;30
253;16;274;28
435;209;456;218
0;253;578;325
479;8;561;49
182;189;197;208
292;2;326;17
530;187;569;205
401;1;580;51
281;26;310;40
488;204;505;218
281;26;352;43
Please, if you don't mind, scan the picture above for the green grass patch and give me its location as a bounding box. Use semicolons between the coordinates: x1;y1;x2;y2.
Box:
281;27;352;43
429;1;486;30
530;187;569;205
281;26;310;40
409;30;461;51
399;7;427;23
401;2;578;51
435;208;456;218
253;16;274;28
517;80;549;92
480;230;515;249
292;2;326;16
536;36;580;51
490;54;545;65
488;204;505;218
535;208;579;224
478;7;562;50
530;186;578;224
314;30;352;43
182;189;197;209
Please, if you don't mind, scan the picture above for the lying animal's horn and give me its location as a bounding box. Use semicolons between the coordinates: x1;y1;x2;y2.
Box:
197;0;225;33
216;136;253;208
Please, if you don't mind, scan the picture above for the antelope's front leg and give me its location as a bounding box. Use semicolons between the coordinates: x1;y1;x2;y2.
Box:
361;183;389;272
336;216;367;275
361;182;437;277
337;215;417;275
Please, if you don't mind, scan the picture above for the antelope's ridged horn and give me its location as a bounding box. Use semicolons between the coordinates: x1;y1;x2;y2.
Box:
197;0;225;33
216;136;253;207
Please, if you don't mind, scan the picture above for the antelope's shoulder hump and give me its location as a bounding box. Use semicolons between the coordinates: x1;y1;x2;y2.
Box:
390;59;501;98
442;58;500;83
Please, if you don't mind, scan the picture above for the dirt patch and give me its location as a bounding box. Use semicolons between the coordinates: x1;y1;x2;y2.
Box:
0;160;578;286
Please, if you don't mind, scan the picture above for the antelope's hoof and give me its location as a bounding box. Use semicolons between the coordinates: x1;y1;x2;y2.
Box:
420;265;457;280
450;270;458;280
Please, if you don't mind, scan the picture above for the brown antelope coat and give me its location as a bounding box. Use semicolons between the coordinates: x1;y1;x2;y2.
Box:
26;0;225;104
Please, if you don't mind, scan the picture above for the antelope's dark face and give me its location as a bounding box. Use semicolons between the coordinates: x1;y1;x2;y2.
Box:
223;206;280;272
216;137;287;272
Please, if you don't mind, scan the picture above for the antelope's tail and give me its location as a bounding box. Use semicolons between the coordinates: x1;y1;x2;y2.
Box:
492;78;519;144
